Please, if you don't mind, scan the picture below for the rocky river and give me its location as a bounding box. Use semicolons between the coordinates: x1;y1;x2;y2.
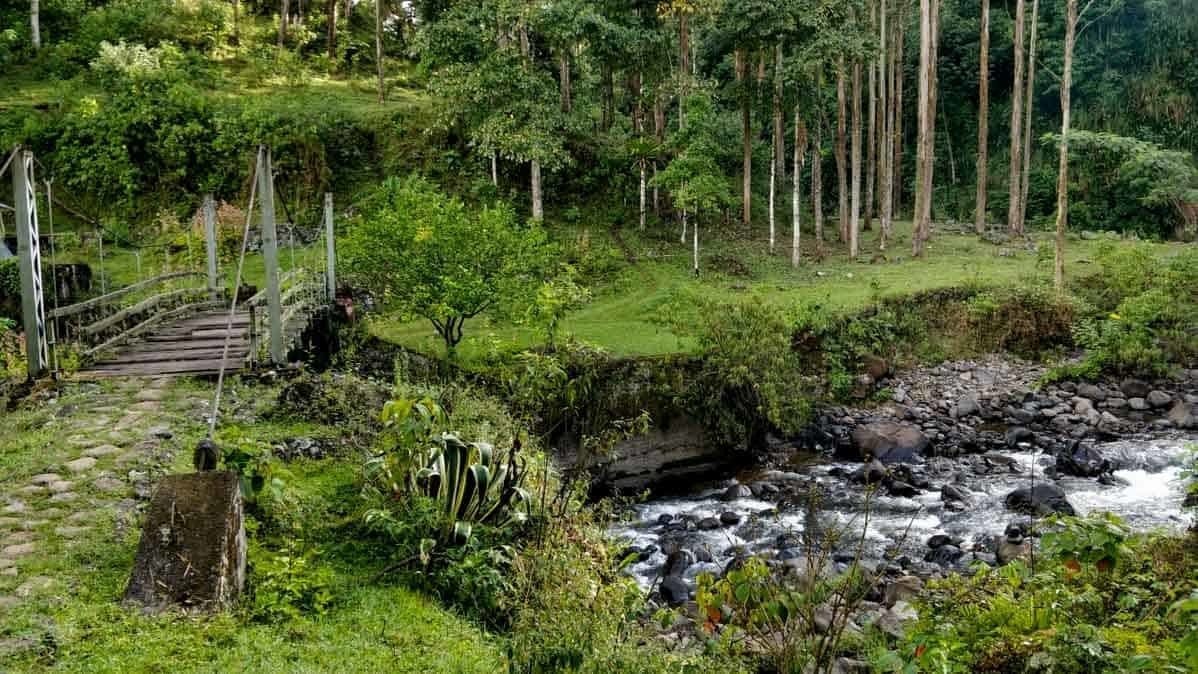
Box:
610;357;1198;607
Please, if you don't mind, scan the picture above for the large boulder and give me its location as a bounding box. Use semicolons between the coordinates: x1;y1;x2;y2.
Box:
1121;379;1151;398
1147;391;1174;408
124;472;246;612
850;421;930;463
1056;443;1110;478
1167;401;1198;429
1004;483;1076;516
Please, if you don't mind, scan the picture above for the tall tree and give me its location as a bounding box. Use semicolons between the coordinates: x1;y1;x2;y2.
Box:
850;58;863;258
376;0;385;103
878;0;893;249
891;0;906;218
280;0;291;47
771;43;785;253
911;0;938;257
836;57;849;243
813;111;825;246
1054;0;1078;291
735;49;752;227
327;0;338;60
30;0;40;49
865;0;877;232
1019;0;1040;228
974;0;989;234
1007;0;1027;236
793;111;808;267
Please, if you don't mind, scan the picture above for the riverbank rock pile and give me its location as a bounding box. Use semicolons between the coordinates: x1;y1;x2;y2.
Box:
800;357;1198;468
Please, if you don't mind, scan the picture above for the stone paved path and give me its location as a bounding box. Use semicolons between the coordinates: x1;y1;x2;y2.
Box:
0;377;182;634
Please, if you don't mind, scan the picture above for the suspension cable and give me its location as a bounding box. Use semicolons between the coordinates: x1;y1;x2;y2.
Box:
207;159;260;439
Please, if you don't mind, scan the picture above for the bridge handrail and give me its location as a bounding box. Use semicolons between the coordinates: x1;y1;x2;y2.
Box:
83;299;225;358
80;287;208;336
49;271;205;320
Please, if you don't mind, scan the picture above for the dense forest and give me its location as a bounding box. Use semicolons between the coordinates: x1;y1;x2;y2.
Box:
0;1;1197;673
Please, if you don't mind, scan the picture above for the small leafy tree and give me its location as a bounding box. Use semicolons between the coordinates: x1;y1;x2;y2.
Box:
345;176;552;356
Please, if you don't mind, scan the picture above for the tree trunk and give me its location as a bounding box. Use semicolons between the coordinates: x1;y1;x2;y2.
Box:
375;0;385;103
736;50;752;228
232;0;240;44
681;208;687;243
794;109;807;267
327;0;338;60
559;52;573;113
912;0;938;257
601;62;614;130
813;117;825;246
679;13;690;128
1007;0;1027;236
639;160;647;230
693;216;700;275
30;0;40;49
879;0;893;250
1019;0;1040;228
630;71;644;135
772;44;784;253
836;57;849;243
491;152;498;187
1054;0;1077;292
531;160;543;221
279;0;291;47
975;0;990;234
654;93;665;215
865;0;877;232
892;0;906;217
850;59;863;259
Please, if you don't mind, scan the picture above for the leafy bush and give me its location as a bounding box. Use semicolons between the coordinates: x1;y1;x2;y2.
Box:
272;371;388;442
964;284;1076;357
75;0;229;60
248;540;334;623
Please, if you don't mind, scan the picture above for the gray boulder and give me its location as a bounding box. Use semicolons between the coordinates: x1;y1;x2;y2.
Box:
1147;390;1173;408
1076;383;1107;401
1167;401;1198;430
1121;379;1151;398
1004;483;1076;516
851;421;930;463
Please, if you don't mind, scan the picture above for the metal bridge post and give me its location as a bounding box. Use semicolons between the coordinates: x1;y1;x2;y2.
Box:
203;194;219;301
256;146;284;364
12;148;49;379
324;192;336;302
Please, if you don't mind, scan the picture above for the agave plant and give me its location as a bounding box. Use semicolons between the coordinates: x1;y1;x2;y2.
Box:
413;434;530;545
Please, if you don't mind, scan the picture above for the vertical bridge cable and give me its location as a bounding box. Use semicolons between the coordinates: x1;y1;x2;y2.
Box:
207;159;260;439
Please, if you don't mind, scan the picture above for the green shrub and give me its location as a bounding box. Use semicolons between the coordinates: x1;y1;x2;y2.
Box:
75;0;229;60
248;540;334;623
964;284;1076;356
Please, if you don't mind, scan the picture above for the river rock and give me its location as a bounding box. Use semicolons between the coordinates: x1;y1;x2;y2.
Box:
1056;443;1109;478
1167;401;1197;429
1147;390;1173;408
1004;483;1076;516
696;517;720;531
924;545;964;566
1121;379;1151;398
883;575;923;607
941;483;970;503
665;549;695;577
887;481;919;497
853;459;888;485
926;534;954;549
953;395;980;418
850;421;929;463
1005;426;1035;447
1076;383;1107;401
719;511;742;526
659;575;690;605
721;484;753;501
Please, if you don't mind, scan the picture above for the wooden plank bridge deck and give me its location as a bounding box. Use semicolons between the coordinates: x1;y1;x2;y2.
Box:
77;310;253;378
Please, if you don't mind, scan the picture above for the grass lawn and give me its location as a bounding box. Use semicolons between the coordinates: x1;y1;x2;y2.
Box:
0;377;502;673
370;219;1179;362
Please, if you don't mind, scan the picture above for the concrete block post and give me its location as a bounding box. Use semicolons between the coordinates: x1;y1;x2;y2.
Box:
256;146;284;364
203;194;219;301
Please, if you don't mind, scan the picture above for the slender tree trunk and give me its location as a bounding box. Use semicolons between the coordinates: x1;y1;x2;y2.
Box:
1007;0;1027;236
1054;0;1077;291
640;160;647;230
794;110;807;267
975;0;990;234
531;160;543;221
1019;0;1040;228
679;13;690;128
630;71;644;135
601;62;614;130
772;44;784;252
850;60;863;259
736;49;752;228
654;93;665;215
836;57;849;243
879;0;893;250
279;0;290;47
865;0;878;232
30;0;40;49
912;0;939;257
681;208;687;243
327;0;339;59
491;152;498;187
232;0;240;44
559;52;573;113
693;216;700;275
375;0;385;103
893;0;907;217
813;116;825;246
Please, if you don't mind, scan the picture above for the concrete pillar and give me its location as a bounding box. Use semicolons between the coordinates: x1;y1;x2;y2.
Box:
256;146;284;364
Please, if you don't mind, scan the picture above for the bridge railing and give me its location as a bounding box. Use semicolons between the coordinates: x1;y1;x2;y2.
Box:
244;268;327;367
49;271;222;361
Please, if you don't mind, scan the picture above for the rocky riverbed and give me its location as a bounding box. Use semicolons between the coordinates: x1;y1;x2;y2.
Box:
611;357;1198;614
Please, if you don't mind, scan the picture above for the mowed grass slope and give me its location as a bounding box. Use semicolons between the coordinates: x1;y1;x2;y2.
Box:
371;219;1177;361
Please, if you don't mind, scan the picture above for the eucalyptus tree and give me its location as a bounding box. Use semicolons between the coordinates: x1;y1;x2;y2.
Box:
911;0;939;258
974;0;989;234
1007;0;1027;236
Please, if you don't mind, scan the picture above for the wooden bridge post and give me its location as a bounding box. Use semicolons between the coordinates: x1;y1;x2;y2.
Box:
12;148;49;379
256;146;284;364
324;192;336;302
203;194;219;302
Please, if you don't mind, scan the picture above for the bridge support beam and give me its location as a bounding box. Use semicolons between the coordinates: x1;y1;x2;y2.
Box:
324;192;336;302
203;194;219;302
12;148;49;379
256;146;284;364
